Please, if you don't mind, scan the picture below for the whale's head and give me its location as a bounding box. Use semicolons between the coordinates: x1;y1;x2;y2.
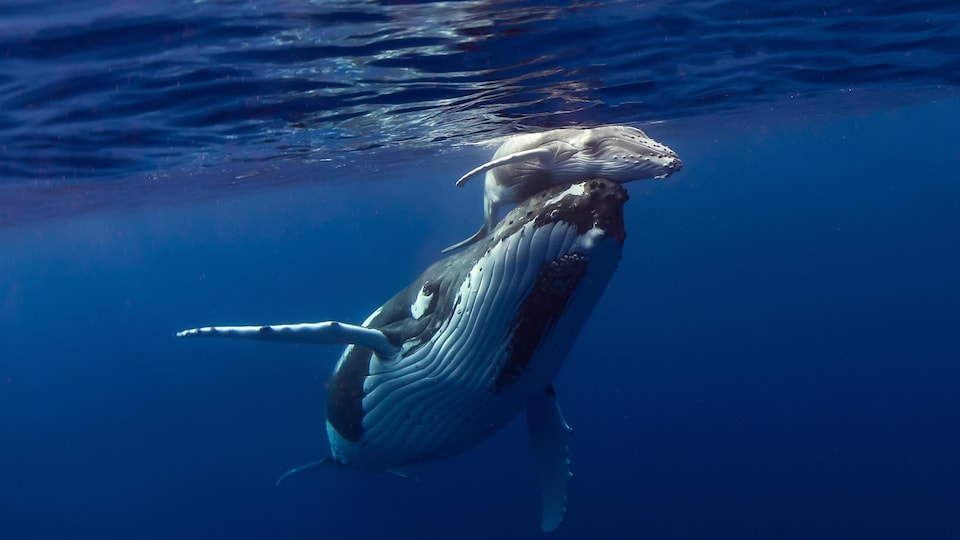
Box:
560;125;682;181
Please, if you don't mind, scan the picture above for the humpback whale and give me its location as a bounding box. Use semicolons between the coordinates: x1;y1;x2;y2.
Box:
178;179;629;531
443;125;680;253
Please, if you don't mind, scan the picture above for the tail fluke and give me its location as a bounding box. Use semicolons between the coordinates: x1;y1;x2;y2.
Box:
275;457;335;489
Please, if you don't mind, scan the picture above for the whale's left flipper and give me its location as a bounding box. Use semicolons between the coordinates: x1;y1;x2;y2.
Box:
526;386;574;532
176;321;399;360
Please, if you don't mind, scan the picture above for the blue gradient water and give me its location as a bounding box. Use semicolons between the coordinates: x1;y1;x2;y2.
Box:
1;1;959;539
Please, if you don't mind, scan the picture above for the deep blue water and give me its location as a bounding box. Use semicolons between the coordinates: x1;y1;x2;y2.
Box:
2;1;960;539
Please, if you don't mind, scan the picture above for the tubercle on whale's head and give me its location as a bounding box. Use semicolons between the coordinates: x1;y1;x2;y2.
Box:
492;178;629;247
571;125;682;182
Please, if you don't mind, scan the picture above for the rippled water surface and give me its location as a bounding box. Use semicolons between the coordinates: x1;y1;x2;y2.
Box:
2;0;958;195
3;4;960;539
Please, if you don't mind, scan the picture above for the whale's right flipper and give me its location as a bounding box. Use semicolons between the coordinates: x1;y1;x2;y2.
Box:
176;321;399;360
526;385;574;532
455;147;555;187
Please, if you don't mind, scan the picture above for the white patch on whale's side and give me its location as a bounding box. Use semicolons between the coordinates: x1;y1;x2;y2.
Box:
410;285;434;320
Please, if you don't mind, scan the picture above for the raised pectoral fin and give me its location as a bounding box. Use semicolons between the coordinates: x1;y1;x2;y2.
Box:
526;385;574;532
176;320;399;359
455;148;555;187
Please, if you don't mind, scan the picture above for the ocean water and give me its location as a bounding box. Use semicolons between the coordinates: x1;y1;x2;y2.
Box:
1;1;959;539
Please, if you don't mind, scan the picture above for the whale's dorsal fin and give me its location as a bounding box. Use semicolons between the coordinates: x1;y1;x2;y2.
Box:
455;147;555;187
176;321;399;360
526;385;573;532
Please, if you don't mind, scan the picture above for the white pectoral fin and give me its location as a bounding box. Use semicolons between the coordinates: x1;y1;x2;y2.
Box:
176;320;399;359
455;148;555;187
526;386;574;532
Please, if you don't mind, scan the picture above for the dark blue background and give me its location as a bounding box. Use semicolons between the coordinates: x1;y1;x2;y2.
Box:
2;0;960;538
3;100;959;539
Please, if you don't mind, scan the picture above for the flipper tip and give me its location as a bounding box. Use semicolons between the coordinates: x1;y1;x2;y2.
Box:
439;243;461;254
176;328;200;337
440;224;488;254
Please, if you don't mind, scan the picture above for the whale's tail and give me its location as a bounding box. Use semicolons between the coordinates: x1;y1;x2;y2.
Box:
275;457;335;489
275;456;418;488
